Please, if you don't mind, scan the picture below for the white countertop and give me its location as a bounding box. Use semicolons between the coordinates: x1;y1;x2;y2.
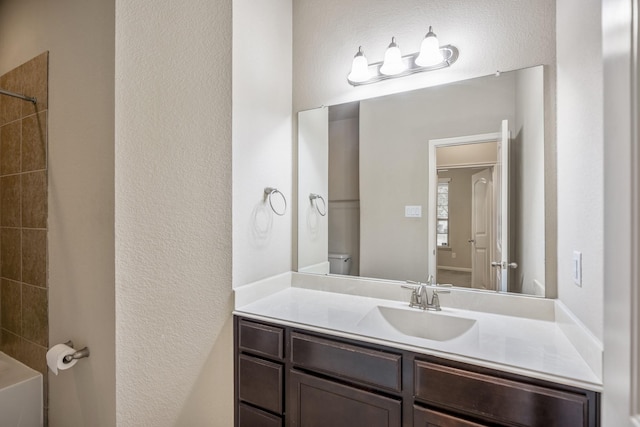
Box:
235;285;603;392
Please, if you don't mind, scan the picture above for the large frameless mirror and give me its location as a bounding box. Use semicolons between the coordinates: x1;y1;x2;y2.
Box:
298;65;545;296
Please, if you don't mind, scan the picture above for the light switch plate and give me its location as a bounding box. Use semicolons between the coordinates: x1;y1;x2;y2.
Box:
405;205;422;218
572;251;582;287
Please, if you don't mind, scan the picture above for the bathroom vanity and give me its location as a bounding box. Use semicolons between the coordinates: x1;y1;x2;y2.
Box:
235;316;598;427
233;275;602;427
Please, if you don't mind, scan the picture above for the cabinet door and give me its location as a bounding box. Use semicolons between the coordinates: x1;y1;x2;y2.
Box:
238;354;283;414
414;360;591;427
289;370;401;427
238;404;282;427
414;405;487;427
291;332;402;392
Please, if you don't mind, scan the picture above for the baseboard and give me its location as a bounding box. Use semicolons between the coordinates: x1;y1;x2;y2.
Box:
437;266;472;273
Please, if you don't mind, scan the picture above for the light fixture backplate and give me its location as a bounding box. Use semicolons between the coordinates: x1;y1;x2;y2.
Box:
347;45;459;86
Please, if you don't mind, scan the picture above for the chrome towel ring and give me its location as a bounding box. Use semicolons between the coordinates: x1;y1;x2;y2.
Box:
264;187;287;216
309;193;327;216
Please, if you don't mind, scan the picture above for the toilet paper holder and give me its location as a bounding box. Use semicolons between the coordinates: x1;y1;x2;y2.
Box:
62;341;90;364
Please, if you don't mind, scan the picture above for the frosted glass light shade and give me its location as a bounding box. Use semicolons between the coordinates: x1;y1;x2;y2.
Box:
347;47;371;83
380;37;406;76
415;26;444;67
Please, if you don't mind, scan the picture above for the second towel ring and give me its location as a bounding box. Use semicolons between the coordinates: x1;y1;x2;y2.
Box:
264;187;287;216
309;193;327;216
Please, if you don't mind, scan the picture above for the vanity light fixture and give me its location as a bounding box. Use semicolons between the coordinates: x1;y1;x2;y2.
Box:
416;26;444;67
347;47;371;83
380;37;406;75
347;26;458;86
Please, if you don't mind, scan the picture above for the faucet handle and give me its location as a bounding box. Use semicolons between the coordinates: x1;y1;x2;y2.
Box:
401;282;421;307
403;280;421;287
430;283;452;294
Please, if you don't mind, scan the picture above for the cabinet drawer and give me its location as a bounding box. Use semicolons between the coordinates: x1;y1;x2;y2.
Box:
414;360;590;427
290;332;402;392
238;355;283;414
238;319;284;360
413;405;486;427
238;403;282;427
289;370;401;427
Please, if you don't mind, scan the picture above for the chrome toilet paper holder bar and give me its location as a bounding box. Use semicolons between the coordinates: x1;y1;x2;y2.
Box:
62;341;90;364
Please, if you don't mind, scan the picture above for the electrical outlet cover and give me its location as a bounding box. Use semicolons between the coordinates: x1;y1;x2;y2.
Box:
572;251;582;287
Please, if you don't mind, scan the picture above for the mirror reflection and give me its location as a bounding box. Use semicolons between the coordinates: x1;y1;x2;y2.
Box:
298;66;545;296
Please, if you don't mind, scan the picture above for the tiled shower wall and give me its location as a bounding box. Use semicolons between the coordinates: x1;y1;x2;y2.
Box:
0;52;49;412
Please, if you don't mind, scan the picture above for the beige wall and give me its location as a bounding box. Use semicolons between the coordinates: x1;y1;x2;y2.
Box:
328;117;360;201
328;116;360;275
358;76;515;281
0;1;116;426
115;1;233;426
436;168;476;271
437;142;497;168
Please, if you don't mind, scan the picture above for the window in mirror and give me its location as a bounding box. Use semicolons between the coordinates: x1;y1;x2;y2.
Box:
437;178;450;247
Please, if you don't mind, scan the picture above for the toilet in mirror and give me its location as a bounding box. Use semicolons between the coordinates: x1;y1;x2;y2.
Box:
298;65;547;297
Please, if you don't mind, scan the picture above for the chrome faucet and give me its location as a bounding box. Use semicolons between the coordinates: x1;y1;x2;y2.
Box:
402;275;452;311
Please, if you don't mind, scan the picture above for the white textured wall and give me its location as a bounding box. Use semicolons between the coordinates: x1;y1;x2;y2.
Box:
115;1;233;425
233;0;293;287
358;77;515;282
0;1;116;426
293;0;555;111
556;0;603;340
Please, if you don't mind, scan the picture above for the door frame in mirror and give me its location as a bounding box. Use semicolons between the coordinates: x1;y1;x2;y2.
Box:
428;132;502;287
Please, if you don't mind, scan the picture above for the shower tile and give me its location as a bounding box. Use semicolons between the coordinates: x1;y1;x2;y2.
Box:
1;279;21;334
1;228;22;281
22;284;47;347
22;171;47;228
1;175;21;227
22;112;47;172
0;70;22;126
0;328;20;358
20;52;48;117
20;338;47;378
1;121;21;175
22;229;47;287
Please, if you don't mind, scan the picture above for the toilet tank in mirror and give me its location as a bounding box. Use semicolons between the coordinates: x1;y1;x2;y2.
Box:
297;66;546;297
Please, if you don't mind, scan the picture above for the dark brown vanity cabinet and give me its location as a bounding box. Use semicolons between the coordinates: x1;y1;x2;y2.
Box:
236;319;285;427
234;316;600;427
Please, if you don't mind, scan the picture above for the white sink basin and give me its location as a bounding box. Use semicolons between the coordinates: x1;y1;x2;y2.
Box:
358;305;477;341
